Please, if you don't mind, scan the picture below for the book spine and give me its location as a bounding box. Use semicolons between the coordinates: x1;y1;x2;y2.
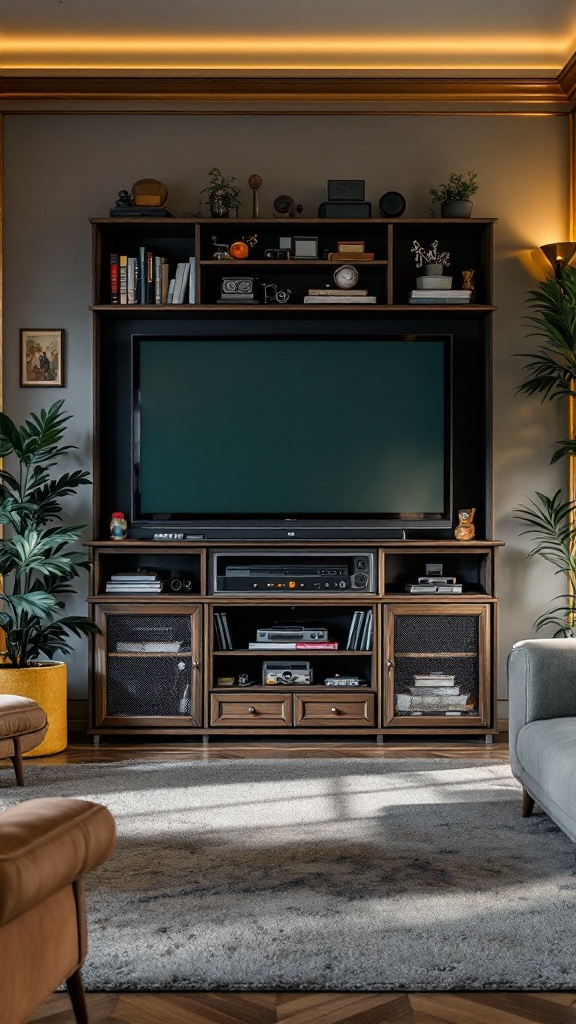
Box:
146;251;154;304
110;253;119;303
138;246;146;304
127;257;137;304
189;256;196;303
119;255;128;304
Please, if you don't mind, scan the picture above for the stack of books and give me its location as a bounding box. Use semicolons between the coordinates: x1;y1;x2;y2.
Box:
105;571;166;594
303;289;376;305
408;288;472;305
248;637;338;650
396;673;470;715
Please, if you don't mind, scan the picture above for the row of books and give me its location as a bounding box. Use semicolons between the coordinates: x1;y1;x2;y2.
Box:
248;640;338;649
214;611;234;651
110;249;195;305
346;609;373;651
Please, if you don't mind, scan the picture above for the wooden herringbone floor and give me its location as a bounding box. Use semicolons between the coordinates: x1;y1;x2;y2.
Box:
18;734;576;1023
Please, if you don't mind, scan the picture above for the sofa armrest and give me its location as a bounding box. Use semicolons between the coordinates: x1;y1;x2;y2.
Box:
508;639;576;770
0;798;115;927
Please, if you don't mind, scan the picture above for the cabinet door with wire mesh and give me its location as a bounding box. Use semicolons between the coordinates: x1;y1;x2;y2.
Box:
93;603;202;728
383;604;491;728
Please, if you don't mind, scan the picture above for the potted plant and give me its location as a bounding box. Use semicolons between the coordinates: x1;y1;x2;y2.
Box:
0;400;100;754
411;239;451;277
201;167;242;218
430;170;478;218
514;266;576;635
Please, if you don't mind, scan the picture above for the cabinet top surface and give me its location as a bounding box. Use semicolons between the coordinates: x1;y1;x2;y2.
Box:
91;216;498;227
87;539;504;549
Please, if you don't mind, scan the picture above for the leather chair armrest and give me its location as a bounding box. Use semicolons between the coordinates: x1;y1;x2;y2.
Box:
0;798;115;927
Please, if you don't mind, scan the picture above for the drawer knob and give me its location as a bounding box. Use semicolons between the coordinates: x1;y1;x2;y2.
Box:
248;706;256;714
192;660;200;670
330;707;338;714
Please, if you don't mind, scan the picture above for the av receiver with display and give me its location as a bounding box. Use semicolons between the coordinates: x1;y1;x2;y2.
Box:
211;550;375;594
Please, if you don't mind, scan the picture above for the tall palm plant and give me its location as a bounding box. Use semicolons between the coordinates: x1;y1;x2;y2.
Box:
515;266;576;635
0;400;100;667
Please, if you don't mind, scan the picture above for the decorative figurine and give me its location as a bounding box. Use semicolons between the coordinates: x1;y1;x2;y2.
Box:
110;511;128;540
263;283;291;304
462;268;475;298
455;508;476;541
211;235;232;260
114;190;133;208
248;174;263;218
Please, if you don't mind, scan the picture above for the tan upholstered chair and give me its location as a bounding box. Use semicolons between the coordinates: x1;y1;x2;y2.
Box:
0;797;116;1024
0;695;48;785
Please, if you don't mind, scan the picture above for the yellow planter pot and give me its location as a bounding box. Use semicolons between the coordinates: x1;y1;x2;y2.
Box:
0;661;67;756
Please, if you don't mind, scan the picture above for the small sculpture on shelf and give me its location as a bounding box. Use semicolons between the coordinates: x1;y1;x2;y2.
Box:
262;283;292;304
211;235;233;260
248;174;263;218
114;189;133;208
455;508;476;542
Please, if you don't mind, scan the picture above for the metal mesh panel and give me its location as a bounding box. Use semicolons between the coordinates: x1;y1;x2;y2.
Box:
107;614;191;653
107;655;192;716
394;614;478;654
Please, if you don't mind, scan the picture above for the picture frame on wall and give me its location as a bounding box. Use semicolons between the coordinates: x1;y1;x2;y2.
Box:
20;329;64;387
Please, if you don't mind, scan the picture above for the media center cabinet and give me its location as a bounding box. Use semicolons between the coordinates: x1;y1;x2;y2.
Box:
88;214;501;743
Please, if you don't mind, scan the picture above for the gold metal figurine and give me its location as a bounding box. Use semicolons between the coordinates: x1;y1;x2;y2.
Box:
455;508;476;541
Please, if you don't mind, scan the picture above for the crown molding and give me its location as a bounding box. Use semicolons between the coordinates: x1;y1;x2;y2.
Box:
559;51;576;106
0;74;573;113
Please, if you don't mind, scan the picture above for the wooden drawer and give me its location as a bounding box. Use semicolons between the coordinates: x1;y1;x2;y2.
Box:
210;692;292;727
294;692;376;727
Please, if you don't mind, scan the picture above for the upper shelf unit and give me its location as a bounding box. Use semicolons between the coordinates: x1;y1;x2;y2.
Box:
91;216;495;312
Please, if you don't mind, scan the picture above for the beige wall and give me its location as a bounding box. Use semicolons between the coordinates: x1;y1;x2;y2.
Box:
2;113;569;711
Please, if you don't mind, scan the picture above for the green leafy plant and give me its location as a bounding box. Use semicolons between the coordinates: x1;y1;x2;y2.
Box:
430;170;478;205
514;490;576;636
201;167;242;215
0;400;100;667
514;266;576;635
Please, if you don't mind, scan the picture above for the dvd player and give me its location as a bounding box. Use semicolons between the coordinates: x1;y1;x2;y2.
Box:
226;565;348;577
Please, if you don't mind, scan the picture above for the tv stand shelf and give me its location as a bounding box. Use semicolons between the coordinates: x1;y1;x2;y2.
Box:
87;539;502;741
89;213;499;743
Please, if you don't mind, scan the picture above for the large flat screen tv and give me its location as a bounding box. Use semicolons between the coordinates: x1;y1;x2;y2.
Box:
132;333;452;538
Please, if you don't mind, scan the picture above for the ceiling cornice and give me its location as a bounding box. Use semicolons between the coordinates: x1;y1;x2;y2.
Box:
0;74;573;113
559;50;576;105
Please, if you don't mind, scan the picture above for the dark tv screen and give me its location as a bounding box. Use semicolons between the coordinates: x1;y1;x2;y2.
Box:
132;335;452;532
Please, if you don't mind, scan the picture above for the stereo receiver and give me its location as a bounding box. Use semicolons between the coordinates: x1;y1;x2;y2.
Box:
211;550;376;594
263;661;312;685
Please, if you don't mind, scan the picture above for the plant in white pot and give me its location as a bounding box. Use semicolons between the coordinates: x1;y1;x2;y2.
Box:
411;239;451;281
430;170;478;218
0;401;100;754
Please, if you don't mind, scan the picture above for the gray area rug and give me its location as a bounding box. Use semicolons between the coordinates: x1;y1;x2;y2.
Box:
1;756;575;991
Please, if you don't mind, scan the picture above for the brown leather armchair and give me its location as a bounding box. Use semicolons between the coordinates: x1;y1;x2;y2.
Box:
0;797;116;1024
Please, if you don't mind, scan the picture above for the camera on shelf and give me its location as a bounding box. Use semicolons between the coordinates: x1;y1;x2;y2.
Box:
264;248;291;260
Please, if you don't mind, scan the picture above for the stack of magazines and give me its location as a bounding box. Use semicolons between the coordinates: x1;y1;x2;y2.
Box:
105;571;166;594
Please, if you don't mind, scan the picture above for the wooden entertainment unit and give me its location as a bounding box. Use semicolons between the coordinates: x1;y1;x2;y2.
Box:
88;214;500;742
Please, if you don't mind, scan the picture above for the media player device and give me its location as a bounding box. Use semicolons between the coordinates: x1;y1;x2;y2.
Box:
212;551;376;594
263;661;312;685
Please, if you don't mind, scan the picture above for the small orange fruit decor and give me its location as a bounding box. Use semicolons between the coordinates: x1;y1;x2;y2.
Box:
230;240;249;259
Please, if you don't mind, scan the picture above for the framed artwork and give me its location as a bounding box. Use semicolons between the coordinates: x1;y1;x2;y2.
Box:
20;329;64;387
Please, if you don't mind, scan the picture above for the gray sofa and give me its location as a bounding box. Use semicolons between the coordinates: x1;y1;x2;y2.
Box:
508;638;576;842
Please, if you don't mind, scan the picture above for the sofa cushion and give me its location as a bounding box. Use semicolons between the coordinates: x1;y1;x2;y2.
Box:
0;695;47;739
516;717;576;820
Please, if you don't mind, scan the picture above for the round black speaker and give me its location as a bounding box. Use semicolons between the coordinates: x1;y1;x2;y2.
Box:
378;191;406;217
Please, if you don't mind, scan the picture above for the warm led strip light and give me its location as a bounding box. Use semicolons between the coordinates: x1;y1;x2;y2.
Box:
0;33;573;71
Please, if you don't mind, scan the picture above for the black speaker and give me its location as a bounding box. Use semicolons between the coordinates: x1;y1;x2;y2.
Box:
170;578;194;592
378;191;406;217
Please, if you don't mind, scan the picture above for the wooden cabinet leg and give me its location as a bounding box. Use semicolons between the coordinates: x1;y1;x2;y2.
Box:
66;968;88;1024
522;788;535;817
